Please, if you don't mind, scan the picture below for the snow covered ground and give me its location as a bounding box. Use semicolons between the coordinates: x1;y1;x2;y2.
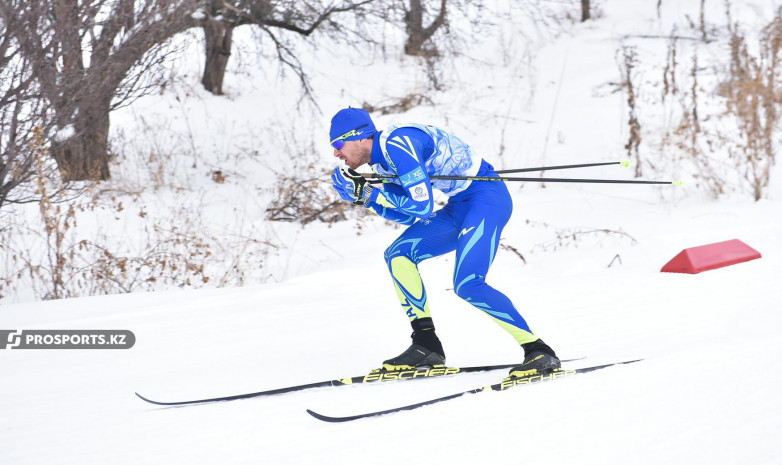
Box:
2;181;780;465
2;0;782;464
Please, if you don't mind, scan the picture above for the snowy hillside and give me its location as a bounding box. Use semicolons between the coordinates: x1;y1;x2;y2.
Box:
2;0;782;464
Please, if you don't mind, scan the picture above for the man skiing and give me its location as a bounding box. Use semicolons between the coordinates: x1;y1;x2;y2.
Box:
329;107;560;379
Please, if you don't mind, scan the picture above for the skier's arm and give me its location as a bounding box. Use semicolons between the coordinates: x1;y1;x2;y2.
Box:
372;130;435;219
365;199;417;225
330;167;418;224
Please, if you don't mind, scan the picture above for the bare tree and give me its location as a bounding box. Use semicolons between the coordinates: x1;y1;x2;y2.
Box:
1;0;207;182
2;0;381;187
198;0;378;96
581;0;590;22
0;8;60;208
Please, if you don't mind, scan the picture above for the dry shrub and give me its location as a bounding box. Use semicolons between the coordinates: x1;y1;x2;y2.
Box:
526;219;638;253
0;127;275;301
718;16;780;200
362;93;435;116
627;9;780;200
265;130;374;225
617;45;643;177
266;168;353;225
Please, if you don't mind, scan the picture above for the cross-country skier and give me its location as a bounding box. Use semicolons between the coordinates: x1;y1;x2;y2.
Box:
329;107;560;378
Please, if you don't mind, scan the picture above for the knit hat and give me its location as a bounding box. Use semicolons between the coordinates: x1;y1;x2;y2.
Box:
329;108;376;148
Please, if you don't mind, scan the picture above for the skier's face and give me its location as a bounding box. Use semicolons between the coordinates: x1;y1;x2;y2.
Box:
333;138;372;170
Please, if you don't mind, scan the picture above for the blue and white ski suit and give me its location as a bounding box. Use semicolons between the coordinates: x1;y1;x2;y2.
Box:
364;124;538;345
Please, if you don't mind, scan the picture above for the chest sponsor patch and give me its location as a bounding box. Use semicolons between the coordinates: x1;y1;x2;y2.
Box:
399;167;426;187
409;182;430;202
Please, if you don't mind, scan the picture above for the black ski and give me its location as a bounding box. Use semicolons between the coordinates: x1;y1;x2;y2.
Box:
306;359;641;422
135;358;582;407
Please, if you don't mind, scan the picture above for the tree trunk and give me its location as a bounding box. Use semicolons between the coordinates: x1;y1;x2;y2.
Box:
405;0;425;56
201;21;233;95
404;0;447;57
581;0;590;22
51;102;111;181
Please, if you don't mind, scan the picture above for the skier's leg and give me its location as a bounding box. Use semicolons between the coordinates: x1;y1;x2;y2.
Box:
450;181;543;345
382;206;458;368
451;182;560;376
452;208;539;345
383;206;458;322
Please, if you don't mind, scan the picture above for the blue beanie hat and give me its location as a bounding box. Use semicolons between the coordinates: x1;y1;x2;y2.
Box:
329;108;376;145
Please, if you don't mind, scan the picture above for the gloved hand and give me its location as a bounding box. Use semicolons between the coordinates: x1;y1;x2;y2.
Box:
331;167;376;206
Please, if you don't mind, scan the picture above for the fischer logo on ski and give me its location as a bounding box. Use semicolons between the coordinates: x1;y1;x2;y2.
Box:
499;368;577;389
306;359;641;423
363;366;460;382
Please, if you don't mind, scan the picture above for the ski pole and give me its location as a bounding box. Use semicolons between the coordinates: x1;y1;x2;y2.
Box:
494;160;630;175
361;160;631;180
427;175;681;185
362;173;681;186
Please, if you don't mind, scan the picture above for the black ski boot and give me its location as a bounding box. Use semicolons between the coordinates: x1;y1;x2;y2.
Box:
382;318;445;371
508;339;561;378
